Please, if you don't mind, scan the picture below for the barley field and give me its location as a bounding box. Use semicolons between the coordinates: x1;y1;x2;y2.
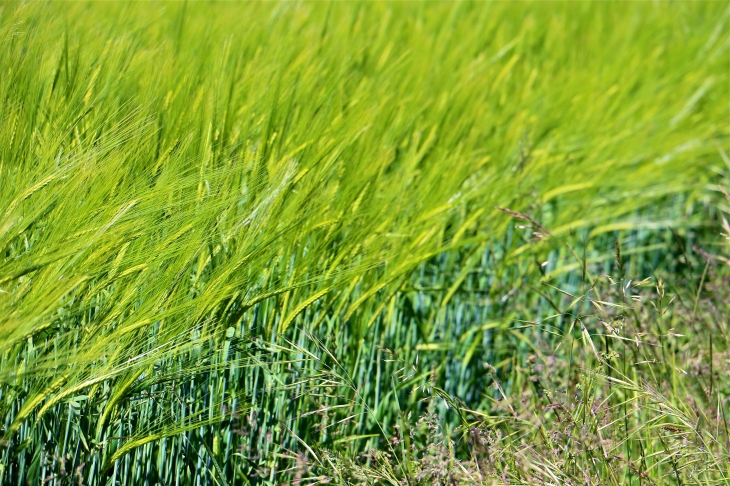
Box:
1;1;729;485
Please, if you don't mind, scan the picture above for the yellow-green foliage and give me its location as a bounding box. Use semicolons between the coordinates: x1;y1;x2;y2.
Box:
0;1;727;484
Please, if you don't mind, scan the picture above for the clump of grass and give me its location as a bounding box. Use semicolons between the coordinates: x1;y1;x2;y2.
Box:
313;262;730;485
0;1;728;484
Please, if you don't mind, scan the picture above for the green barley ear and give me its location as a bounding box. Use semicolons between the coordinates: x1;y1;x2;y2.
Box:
95;366;147;441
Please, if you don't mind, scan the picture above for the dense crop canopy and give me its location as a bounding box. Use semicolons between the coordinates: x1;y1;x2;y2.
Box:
0;2;727;484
